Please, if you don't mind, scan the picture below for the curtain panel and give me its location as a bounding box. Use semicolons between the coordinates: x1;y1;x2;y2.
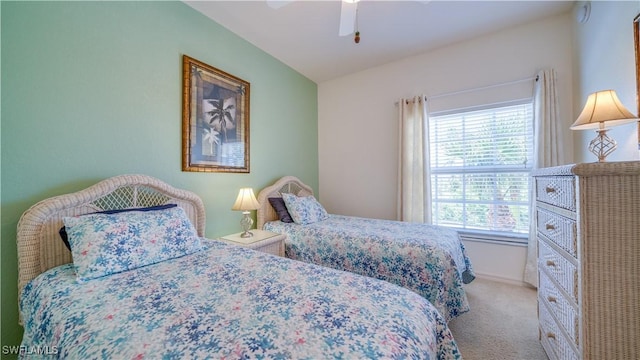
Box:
523;69;570;287
396;95;432;224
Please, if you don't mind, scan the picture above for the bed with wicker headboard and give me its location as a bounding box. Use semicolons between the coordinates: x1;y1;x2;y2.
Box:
16;174;463;358
16;174;206;297
256;175;314;229
257;175;477;322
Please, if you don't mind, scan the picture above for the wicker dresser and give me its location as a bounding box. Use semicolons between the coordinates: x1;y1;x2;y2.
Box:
532;161;639;360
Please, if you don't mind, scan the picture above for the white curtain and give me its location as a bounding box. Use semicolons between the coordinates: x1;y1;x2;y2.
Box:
397;95;432;224
523;69;569;287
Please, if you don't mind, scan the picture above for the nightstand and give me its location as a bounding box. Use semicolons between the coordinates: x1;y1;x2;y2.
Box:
219;229;285;257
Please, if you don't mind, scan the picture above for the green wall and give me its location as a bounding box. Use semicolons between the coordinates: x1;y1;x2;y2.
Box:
1;1;318;352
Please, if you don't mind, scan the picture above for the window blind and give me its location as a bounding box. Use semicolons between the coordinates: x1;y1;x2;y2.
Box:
429;101;533;237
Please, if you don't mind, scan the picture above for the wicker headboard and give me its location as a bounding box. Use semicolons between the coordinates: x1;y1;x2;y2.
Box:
256;176;314;229
16;174;206;296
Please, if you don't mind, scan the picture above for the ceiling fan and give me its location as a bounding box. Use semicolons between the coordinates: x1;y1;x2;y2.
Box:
267;0;430;44
265;0;366;43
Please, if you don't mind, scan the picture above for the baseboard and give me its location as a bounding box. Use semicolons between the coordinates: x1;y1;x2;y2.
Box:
473;272;534;288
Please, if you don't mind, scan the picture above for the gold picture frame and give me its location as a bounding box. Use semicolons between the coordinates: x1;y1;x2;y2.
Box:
635;13;640;148
182;55;250;173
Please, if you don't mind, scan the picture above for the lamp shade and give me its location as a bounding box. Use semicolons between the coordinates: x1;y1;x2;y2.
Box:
570;90;638;130
231;188;260;211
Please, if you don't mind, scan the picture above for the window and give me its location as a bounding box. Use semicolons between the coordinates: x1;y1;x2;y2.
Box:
429;100;533;243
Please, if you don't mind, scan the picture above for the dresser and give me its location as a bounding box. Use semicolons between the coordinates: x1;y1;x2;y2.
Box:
532;161;639;360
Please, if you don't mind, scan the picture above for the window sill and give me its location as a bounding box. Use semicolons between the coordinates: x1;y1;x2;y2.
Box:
457;230;529;247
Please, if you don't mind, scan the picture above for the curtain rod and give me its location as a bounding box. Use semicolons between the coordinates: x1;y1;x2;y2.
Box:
395;75;538;105
395;96;427;105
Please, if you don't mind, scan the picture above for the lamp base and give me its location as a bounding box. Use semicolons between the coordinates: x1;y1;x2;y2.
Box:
240;230;254;238
588;129;617;162
239;211;254;238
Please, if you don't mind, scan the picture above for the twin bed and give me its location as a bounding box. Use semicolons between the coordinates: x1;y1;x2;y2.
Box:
17;174;464;359
257;176;475;322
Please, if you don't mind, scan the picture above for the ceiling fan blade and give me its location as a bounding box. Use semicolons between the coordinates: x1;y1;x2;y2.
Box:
266;0;294;10
338;1;357;36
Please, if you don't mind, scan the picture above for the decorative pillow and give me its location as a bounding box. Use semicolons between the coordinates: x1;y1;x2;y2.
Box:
268;197;293;223
58;204;178;251
63;206;202;282
281;193;329;225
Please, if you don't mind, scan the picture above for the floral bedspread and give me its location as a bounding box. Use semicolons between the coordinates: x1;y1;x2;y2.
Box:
265;215;476;321
20;240;461;359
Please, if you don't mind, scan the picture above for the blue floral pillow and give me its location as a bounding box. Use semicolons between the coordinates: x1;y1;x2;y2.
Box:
58;204;178;251
281;193;329;225
63;206;202;282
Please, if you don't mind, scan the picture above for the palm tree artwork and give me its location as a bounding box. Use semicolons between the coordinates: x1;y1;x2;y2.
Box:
202;127;220;156
205;96;237;142
184;55;250;172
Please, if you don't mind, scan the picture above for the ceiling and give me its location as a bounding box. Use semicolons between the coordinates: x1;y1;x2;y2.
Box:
185;1;575;83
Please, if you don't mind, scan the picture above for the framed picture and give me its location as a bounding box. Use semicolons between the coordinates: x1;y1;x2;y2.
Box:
182;55;250;172
634;13;640;148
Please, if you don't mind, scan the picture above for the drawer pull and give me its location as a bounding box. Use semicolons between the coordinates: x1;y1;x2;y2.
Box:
547;296;557;303
546;260;556;267
545;186;556;194
547;332;556;340
545;223;556;230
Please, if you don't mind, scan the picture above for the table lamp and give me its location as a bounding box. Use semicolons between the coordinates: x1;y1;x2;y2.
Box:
231;187;260;238
570;90;638;162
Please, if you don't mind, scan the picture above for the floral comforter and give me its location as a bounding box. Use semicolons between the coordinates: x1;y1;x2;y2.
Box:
265;215;476;321
20;240;461;359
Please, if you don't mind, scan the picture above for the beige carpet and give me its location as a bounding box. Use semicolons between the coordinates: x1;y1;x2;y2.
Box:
447;277;547;360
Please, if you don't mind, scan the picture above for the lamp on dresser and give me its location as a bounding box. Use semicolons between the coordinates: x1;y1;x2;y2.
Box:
231;188;260;238
570;90;638;162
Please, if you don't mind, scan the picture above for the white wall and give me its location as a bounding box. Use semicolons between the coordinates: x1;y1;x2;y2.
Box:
317;13;574;284
572;1;640;163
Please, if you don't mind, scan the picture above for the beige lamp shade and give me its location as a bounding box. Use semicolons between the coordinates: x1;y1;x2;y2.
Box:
232;188;260;211
571;90;638;130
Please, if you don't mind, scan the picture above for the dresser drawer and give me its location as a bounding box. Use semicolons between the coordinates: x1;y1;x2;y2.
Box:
539;270;578;345
540;329;558;360
539;300;579;360
538;239;578;302
535;176;576;211
536;208;577;258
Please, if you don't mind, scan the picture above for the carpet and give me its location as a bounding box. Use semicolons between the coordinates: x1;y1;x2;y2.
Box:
447;277;547;360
